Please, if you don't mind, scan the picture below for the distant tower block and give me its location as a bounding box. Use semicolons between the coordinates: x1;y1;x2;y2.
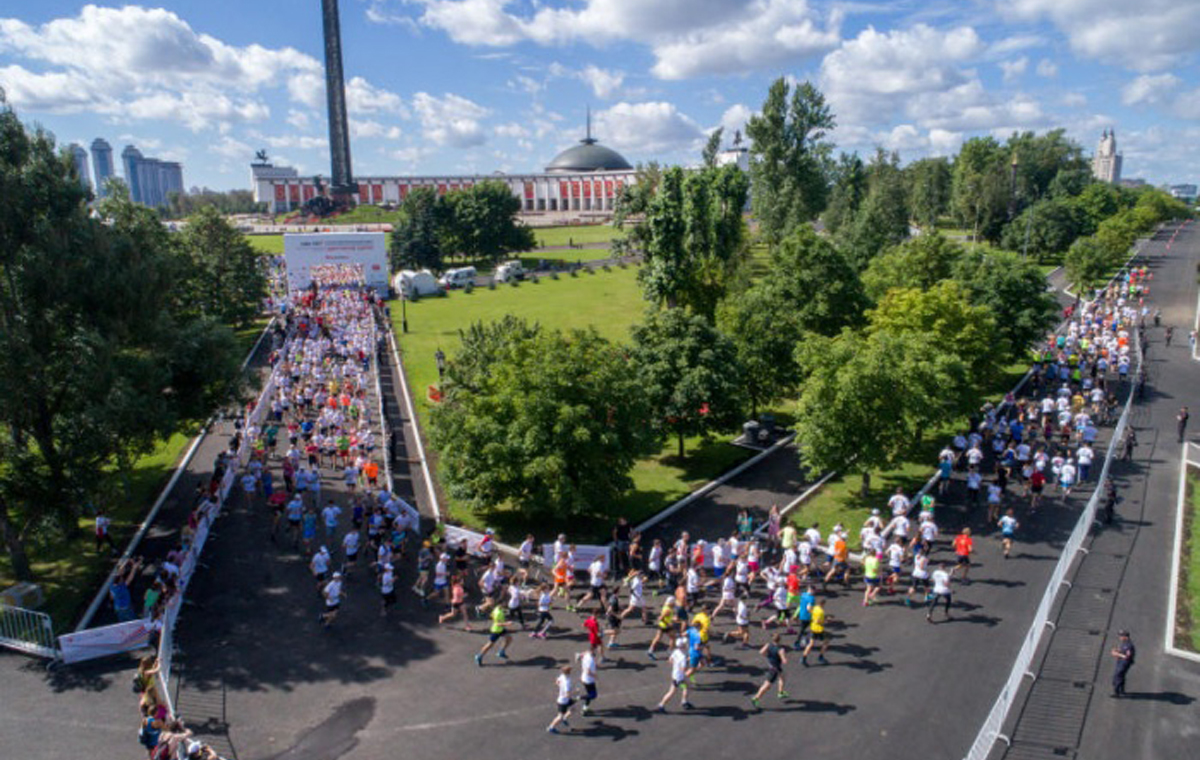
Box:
321;0;357;198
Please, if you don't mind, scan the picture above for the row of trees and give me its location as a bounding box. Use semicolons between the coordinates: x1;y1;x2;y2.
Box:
0;94;266;579
389;181;535;273
163;188;266;219
426;75;1193;523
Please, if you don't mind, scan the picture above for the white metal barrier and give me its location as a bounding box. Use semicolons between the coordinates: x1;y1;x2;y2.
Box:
0;603;58;659
961;292;1144;760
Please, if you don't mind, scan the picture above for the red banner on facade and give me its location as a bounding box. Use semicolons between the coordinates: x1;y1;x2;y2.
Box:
583;182;592;197
275;184;286;201
289;184;300;202
399;184;408;200
372;184;383;203
560;181;570;199
572;182;580;197
605;181;613;197
359;185;369;203
524;182;534;199
303;185;315;201
437;184;447;195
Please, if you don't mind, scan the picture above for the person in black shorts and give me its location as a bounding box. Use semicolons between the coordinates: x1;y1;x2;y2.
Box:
749;633;789;708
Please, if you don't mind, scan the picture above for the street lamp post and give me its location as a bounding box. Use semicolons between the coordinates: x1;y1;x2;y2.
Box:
401;292;409;333
1009;153;1020;222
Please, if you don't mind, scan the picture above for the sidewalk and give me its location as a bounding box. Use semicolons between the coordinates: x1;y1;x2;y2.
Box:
995;222;1200;760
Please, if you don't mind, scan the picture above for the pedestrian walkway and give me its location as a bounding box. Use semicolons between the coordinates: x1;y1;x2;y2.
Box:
997;222;1200;760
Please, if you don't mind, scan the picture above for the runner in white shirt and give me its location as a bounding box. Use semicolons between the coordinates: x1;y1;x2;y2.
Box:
342;529;360;574
926;564;952;622
320;572;344;628
577;650;599;715
712;573;737;618
888;489;911;518
885;540;906;594
507;581;527;629
998;509;1020;559
655;639;694;712
379;563;396;617
573;556;608;613
546;665;575;734
906;549;930;606
311;546;330;586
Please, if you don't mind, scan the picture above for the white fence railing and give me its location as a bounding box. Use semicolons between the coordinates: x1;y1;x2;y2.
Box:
961;280;1144;760
0;603;58;659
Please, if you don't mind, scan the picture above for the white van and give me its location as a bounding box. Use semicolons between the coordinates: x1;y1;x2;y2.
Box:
439;266;477;289
392;269;441;299
494;260;526;284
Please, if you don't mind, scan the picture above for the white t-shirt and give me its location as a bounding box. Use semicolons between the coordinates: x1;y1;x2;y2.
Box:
311;552;329;576
556;674;573;705
736;599;749;625
888;494;910;517
580;652;597;685
380;569;394;594
721;575;736;600
999;515;1018;535
912;554;929;579
686;568;700;594
886;543;905;568
323;579;343;606
670;648;688;681
589;560;605;587
507;583;522;609
342;531;359;555
629;576;644;606
932;569;951;595
322;505;341;528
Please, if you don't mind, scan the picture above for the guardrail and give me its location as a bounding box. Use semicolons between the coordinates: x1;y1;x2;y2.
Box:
1165;442;1200;663
961;244;1148;760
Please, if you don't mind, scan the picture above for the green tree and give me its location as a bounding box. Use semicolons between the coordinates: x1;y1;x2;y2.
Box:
1071;182;1127;236
1064;237;1119;294
430;326;658;519
1000;196;1085;259
840;149;910;269
794;329;970;495
390;186;447;272
768;225;868;335
717;285;803;416
443;180;535;265
639;165;749;320
822;152;867;236
866;281;999;381
747;78;836;246
952;136;1010;243
177;205;268;327
952;248;1057;361
905;157;952;229
0;98;239;579
631;309;743;457
861;232;963;302
1005;129;1088;201
702;127;724;168
612;161;661;256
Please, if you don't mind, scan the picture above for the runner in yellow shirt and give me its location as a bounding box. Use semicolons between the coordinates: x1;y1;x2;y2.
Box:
801;600;830;666
475;604;512;666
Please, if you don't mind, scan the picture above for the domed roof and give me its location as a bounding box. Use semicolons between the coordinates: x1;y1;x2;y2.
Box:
545;137;632;173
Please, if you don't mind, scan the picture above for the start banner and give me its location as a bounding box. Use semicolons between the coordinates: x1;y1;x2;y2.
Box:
59;619;156;664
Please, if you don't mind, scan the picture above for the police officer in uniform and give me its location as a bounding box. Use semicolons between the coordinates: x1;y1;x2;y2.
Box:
1110;629;1135;697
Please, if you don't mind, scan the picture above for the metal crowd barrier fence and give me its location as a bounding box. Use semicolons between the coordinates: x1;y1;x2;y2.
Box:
0;603;58;659
961;261;1145;760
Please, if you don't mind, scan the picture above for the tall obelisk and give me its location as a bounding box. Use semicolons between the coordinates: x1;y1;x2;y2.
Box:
321;0;356;201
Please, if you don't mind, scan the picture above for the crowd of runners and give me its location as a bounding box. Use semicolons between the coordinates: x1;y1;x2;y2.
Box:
133;262;1150;743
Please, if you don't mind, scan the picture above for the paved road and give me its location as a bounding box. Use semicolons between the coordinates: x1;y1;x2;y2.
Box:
997;222;1200;760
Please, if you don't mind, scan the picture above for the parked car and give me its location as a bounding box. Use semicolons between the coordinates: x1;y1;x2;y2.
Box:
494;260;526;283
438;266;477;289
392;269;440;299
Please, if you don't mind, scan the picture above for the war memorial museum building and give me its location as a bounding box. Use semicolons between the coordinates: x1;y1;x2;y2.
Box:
252;129;638;216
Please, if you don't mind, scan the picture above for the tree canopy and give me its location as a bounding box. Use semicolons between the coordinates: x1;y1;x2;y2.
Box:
177;205;268;327
430;320;658;518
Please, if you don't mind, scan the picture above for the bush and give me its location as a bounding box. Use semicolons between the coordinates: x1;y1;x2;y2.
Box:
586;266;596;275
530;274;539;284
618;262;627;269
602;264;611;272
488;280;496;290
464;281;475;294
570;269;579;278
510;279;520;287
551;271;559;280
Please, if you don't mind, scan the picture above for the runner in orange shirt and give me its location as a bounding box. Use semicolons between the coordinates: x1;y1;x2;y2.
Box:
823;532;851;587
363;460;380;489
951;527;974;584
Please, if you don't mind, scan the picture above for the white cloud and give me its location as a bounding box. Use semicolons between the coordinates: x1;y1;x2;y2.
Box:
494;122;530;139
287;109;312;131
346;76;407;116
1004;0;1200;71
1035;58;1057;77
593;101;703;155
1062;92;1087;107
579;65;625;98
213;135;253;160
264;134;328;151
987;35;1045;58
396;0;840;79
717;104;754;140
1121;73;1181;106
0;5;399;131
351;119;403;140
911;80;1046;132
819;24;985;125
412;92;490;147
999;57;1028;83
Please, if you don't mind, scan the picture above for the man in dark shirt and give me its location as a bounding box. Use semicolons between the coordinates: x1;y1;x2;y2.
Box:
1178;407;1190;443
1111;630;1135;697
749;633;789;708
612;517;632;574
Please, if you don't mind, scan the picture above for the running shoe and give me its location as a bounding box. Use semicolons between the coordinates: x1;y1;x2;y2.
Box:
474;653;483;667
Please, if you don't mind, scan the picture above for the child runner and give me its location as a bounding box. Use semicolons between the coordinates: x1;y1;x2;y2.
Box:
438;575;472;630
546;665;574;734
749;633;789;709
531;583;554;639
577;649;599;716
655;638;694;712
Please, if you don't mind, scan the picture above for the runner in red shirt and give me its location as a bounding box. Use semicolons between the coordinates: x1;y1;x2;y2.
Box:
1029;470;1046;512
583;612;607;662
951;528;974;584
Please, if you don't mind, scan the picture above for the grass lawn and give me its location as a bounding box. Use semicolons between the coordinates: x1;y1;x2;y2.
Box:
788;362;1029;537
1182;466;1200;652
247;234;283;255
390;264;756;541
532;224;624;248
0;318;270;632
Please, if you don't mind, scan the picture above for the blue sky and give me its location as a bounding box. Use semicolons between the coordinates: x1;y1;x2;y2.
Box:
1;1;1197;191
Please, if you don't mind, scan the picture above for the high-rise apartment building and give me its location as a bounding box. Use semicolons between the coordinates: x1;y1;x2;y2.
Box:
120;144;185;207
1092;129;1122;185
67;143;90;190
90;138;113;196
